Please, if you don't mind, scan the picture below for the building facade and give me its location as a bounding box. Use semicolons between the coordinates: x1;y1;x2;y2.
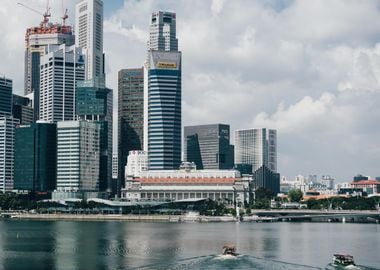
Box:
75;0;104;80
39;44;85;122
148;11;178;52
184;124;234;170
24;22;74;121
148;50;182;170
125;151;148;178
0;116;19;192
121;164;249;204
76;78;112;192
235;128;277;173
118;68;144;183
12;94;33;125
14;122;57;192
251;165;280;196
56;121;100;193
0;76;12;116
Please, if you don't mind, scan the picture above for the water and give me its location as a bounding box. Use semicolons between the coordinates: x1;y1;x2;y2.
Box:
0;220;379;270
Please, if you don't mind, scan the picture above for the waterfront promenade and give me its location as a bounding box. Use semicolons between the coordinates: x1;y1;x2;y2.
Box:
4;209;380;223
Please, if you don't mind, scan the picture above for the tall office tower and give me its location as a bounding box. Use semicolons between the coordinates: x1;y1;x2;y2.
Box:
24;20;74;121
76;78;112;192
148;51;182;170
75;0;104;81
0;76;12;116
0;116;19;193
235;128;277;173
14;122;57;192
118;68;144;184
144;11;179;151
39;44;85;122
125;151;148;178
12;94;33;125
148;11;178;52
184;124;234;170
56;121;100;193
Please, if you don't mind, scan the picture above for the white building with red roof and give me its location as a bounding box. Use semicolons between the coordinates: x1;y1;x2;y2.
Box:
121;162;251;204
351;180;380;195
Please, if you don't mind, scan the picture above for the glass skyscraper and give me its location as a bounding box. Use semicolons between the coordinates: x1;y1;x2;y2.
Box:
148;51;182;170
235;128;277;173
145;11;182;170
184;124;234;170
118;68;144;183
0;76;12;116
14;122;57;192
76;77;113;192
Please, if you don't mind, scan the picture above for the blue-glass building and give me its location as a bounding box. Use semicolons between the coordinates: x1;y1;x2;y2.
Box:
76;77;113;192
148;51;182;170
0;76;12;116
14;122;57;192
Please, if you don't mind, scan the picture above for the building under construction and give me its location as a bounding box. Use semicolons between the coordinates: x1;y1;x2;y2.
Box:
21;2;74;121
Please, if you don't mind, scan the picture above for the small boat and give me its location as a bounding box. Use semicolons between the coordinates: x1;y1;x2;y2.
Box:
222;244;238;256
333;254;355;267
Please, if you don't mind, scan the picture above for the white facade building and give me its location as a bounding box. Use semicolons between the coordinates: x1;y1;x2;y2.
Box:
39;44;85;122
75;0;104;80
56;121;100;192
234;128;277;172
125;151;148;178
121;165;249;203
0;116;19;192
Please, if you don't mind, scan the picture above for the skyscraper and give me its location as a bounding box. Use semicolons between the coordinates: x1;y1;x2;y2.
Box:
75;0;104;81
0;76;12;116
235;128;277;173
12;95;33;125
76;78;112;192
144;11;179;152
184;124;234;170
148;11;178;52
148;50;182;170
144;11;182;170
0;116;19;193
24;19;74;121
118;68;144;184
39;44;85;122
56;121;100;194
14;122;57;192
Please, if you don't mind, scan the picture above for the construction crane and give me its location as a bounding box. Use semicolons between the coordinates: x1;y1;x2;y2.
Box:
62;9;69;26
17;1;51;28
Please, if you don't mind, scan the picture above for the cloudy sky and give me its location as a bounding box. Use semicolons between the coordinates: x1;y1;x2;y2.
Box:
1;0;380;182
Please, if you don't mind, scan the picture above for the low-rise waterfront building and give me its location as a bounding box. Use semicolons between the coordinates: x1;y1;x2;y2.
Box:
121;162;250;204
351;180;380;195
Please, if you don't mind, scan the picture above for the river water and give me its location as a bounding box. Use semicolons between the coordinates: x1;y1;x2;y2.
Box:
0;219;379;269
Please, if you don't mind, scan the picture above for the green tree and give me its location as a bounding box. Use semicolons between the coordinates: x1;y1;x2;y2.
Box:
254;187;273;200
288;189;303;202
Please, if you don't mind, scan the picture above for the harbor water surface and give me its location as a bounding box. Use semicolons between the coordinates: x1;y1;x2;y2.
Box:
0;220;379;269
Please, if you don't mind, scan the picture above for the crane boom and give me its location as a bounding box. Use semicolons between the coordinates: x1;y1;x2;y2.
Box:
17;1;51;27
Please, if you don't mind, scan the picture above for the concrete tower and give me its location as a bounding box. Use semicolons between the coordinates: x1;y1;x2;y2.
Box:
75;0;104;80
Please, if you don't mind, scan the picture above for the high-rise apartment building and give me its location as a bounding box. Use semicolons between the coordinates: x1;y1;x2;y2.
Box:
24;20;74;121
56;121;100;193
148;50;182;170
39;44;85;122
75;0;104;80
0;116;19;193
0;76;12;116
14;122;57;192
76;78;112;192
184;124;234;170
118;68;144;183
12;94;33;125
235;128;277;173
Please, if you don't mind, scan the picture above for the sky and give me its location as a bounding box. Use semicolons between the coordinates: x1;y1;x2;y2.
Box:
1;0;380;182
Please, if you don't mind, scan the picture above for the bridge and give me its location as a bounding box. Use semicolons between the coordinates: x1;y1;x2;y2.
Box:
250;210;380;222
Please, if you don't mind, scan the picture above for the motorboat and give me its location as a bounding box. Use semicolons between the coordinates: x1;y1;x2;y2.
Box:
222;244;238;257
333;254;355;267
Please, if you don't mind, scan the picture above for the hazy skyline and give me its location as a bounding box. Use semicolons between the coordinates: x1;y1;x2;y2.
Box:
1;0;380;181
